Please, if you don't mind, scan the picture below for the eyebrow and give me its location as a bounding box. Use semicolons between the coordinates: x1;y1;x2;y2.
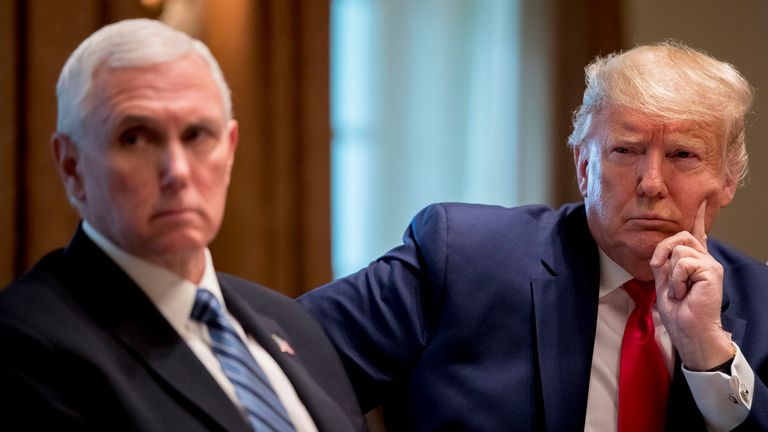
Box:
665;136;708;150
607;130;645;144
112;114;159;131
112;114;223;134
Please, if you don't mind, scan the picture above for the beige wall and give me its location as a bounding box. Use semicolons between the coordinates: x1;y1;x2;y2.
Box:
622;0;768;262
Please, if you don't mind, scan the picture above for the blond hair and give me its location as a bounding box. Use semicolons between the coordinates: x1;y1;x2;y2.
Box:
568;41;753;184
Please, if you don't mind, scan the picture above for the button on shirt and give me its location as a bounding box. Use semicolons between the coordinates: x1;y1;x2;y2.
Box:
83;221;317;432
584;250;753;432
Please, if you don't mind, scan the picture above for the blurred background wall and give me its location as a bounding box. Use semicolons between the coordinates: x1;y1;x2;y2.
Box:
2;0;766;295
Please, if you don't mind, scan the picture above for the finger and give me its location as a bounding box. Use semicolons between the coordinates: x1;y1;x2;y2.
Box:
665;246;700;299
691;199;708;251
650;232;705;267
651;238;673;268
669;257;698;299
651;253;670;282
650;260;675;300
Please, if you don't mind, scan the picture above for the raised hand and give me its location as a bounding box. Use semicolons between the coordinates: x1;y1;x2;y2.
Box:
650;200;734;371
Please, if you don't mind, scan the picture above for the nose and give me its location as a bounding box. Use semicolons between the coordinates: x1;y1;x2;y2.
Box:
636;152;668;198
159;140;190;191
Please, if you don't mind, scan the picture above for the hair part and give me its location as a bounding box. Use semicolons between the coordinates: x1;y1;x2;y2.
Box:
568;41;754;185
56;18;232;143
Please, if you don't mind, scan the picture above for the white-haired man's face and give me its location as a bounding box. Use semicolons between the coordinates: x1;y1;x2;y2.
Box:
55;53;238;272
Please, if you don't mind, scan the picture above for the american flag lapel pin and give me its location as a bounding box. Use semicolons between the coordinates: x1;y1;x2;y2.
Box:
271;334;295;356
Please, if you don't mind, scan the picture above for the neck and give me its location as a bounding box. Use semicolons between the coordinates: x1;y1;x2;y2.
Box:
149;250;207;284
616;257;654;282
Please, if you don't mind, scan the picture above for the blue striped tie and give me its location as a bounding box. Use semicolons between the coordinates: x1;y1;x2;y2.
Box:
191;288;295;431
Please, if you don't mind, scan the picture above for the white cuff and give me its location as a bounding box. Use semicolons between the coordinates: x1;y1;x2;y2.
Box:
682;342;753;432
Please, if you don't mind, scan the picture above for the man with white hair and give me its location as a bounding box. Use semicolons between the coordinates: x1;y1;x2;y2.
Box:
0;19;364;432
299;42;768;431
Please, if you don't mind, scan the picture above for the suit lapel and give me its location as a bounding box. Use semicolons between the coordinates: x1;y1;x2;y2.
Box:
532;273;599;431
62;227;250;432
222;285;354;431
531;207;600;431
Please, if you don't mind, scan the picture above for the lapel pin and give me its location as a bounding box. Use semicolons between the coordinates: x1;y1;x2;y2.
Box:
271;334;295;356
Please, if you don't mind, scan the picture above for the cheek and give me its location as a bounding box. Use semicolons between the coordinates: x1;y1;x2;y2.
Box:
676;180;723;209
585;163;610;205
195;160;232;204
101;165;157;216
588;169;630;222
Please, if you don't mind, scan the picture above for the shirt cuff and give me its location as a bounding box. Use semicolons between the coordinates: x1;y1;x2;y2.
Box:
682;342;753;432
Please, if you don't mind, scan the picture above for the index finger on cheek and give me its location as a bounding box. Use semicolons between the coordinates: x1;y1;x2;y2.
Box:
691;199;707;249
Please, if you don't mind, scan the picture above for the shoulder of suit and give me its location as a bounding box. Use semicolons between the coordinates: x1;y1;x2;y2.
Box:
415;201;584;229
709;238;768;273
215;273;300;310
1;248;67;305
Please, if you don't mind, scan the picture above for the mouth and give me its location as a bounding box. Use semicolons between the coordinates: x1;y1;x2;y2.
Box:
625;216;677;231
151;208;200;221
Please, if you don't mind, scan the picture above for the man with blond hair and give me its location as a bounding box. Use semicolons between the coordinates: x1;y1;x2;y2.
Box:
300;42;768;431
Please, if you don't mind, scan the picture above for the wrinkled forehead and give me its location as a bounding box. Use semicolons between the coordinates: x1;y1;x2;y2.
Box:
85;54;223;114
590;104;727;149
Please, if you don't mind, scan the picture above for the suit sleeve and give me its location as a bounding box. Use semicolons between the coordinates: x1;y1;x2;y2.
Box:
729;358;768;430
736;379;768;430
705;257;768;431
297;204;450;412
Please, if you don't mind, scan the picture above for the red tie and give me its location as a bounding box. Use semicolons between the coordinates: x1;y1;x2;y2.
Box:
619;279;670;432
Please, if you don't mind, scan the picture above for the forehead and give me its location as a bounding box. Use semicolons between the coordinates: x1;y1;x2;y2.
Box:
87;54;226;123
592;105;724;148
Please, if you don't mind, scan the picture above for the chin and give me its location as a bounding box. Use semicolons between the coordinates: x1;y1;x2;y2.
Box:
149;232;212;257
610;233;663;262
633;242;663;260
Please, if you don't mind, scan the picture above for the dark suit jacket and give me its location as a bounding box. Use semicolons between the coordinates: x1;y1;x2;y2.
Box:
0;227;365;432
298;203;768;431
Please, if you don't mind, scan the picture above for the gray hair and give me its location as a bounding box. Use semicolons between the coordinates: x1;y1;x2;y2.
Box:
568;41;753;184
56;18;232;142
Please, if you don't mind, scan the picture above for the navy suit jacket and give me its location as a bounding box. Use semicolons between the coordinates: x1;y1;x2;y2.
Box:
299;203;768;431
0;227;365;431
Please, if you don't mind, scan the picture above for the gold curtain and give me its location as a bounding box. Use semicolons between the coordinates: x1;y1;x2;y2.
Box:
0;0;332;297
550;0;622;206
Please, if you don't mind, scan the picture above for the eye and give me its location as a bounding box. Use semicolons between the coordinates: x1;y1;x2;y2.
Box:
182;125;218;143
118;127;150;147
182;127;203;142
674;150;693;159
610;146;636;155
181;124;219;152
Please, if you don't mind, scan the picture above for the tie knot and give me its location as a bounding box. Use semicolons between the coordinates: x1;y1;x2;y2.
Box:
191;288;225;325
623;279;656;310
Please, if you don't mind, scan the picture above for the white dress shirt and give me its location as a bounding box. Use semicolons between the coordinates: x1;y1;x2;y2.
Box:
83;221;317;432
584;249;753;432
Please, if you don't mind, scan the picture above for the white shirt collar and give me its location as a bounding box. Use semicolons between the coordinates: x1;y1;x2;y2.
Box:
81;221;224;335
598;248;633;298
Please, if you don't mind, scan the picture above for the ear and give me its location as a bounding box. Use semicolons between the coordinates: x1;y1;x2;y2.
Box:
717;173;738;208
51;133;85;207
225;119;239;180
573;144;589;198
